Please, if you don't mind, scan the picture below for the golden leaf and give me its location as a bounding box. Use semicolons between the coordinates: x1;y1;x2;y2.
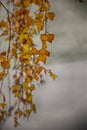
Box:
34;13;43;22
32;74;39;81
37;55;47;64
1;60;10;69
0;72;7;81
26;93;32;102
40;1;50;12
49;70;57;80
22;54;31;60
35;66;43;74
39;49;50;56
0;20;8;28
12;84;20;93
25;77;32;83
29;85;35;91
19;27;29;41
32;104;36;113
40;34;55;43
29;48;39;55
15;1;21;6
36;22;44;32
26;109;31;118
0;103;6;109
46;12;55;21
23;0;30;7
42;40;47;49
23;82;28;91
15;91;20;97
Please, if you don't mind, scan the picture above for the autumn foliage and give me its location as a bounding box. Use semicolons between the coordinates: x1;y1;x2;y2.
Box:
0;0;57;126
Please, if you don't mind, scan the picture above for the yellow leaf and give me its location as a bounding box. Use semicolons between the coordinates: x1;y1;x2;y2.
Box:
19;27;29;41
46;12;55;21
32;104;36;113
23;82;28;91
0;72;7;81
49;70;57;80
12;84;20;93
15;91;20;97
0;103;6;109
26;109;31;118
26;93;32;102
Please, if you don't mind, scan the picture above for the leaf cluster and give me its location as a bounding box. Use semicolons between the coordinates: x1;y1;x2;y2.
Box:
0;0;57;126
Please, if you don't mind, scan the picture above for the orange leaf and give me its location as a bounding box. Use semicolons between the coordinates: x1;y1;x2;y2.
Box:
40;1;50;12
32;74;39;81
37;55;46;64
35;66;43;74
42;41;47;49
46;12;55;21
34;13;43;22
39;49;50;56
29;48;39;55
0;20;8;28
1;60;10;69
36;22;44;32
40;34;55;42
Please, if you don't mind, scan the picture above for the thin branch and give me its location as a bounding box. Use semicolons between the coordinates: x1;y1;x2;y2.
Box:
0;1;13;15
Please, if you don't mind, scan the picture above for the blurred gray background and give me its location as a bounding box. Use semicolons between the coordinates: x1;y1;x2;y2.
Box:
0;0;87;130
